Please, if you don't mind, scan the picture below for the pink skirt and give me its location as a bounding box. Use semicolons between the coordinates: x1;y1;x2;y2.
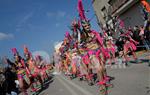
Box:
124;41;137;52
82;54;90;65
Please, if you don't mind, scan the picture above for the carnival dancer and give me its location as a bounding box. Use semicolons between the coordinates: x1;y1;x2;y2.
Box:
77;0;112;93
82;20;113;93
77;1;98;85
105;36;116;65
69;19;90;81
59;44;67;73
70;50;78;79
61;36;72;76
11;48;30;95
23;46;43;93
122;34;139;64
66;50;75;79
35;55;49;82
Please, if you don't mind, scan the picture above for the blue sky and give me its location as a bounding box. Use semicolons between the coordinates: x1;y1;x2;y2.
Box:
0;0;100;58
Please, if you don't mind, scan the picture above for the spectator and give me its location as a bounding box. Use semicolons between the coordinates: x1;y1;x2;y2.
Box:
133;26;140;41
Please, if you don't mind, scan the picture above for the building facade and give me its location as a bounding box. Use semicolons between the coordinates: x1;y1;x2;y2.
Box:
93;0;149;28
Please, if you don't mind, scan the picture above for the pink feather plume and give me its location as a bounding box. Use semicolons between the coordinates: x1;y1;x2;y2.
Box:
77;0;87;21
11;48;18;55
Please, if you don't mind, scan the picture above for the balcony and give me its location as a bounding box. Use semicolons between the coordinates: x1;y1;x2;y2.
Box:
109;0;129;14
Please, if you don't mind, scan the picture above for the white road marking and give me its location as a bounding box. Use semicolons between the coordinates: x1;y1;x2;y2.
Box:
60;76;94;95
56;76;78;95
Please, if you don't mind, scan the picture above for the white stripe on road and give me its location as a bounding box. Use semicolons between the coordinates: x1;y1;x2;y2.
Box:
60;76;94;95
56;76;78;95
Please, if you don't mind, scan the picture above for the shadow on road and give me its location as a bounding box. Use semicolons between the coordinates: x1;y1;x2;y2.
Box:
145;86;150;95
129;59;150;65
36;75;54;95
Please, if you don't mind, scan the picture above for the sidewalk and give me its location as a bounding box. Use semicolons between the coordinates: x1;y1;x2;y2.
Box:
135;50;150;58
107;50;150;95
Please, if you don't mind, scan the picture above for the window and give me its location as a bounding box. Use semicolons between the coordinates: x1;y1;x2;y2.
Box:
101;6;107;19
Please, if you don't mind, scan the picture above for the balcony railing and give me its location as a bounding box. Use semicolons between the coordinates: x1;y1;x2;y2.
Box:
109;0;129;14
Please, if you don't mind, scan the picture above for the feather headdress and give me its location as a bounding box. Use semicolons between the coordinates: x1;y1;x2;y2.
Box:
77;0;87;21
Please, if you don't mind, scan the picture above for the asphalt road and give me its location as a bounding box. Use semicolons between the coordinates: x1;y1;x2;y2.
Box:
28;52;150;95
